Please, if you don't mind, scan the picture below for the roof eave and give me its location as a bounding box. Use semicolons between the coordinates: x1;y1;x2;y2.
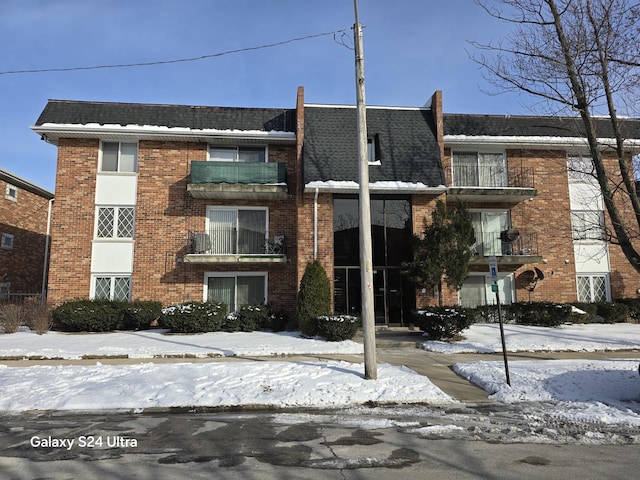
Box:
31;123;297;145
444;135;640;151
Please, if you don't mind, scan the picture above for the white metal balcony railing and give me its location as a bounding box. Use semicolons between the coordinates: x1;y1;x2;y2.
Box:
189;230;284;256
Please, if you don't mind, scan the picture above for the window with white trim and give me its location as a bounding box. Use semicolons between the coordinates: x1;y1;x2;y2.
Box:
5;183;18;201
93;276;131;301
452;152;506;187
577;274;609;302
208;146;266;163
206;273;266;312
206;207;267;255
96;207;135;238
1;233;14;250
567;156;595;182
571;210;605;241
101;142;138;172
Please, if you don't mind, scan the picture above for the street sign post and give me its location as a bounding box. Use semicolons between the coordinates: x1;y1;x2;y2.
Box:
489;256;510;386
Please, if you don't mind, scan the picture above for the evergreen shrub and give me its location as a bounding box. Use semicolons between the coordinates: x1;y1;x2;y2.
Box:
412;306;474;340
160;301;226;333
594;301;629;324
297;260;331;336
510;302;572;327
121;300;163;330
223;304;269;332
316;315;360;341
52;299;123;332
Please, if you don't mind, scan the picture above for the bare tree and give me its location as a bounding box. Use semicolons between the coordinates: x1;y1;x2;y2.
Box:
472;0;640;273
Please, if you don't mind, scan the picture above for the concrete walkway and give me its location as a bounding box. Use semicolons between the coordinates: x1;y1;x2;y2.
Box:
2;327;638;405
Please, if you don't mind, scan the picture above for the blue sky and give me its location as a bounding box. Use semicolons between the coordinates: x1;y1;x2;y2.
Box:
0;0;531;192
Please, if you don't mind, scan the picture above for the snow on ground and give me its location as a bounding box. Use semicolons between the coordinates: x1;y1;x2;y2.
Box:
0;323;638;428
0;361;454;413
420;323;640;353
454;359;640;426
0;329;363;359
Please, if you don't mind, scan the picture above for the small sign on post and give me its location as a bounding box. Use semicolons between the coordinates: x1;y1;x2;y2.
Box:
488;256;511;386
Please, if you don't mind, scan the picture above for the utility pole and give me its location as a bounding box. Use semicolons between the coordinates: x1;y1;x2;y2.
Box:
353;0;377;380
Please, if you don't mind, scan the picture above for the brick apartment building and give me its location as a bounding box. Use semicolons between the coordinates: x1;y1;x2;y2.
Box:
32;87;640;325
0;168;54;300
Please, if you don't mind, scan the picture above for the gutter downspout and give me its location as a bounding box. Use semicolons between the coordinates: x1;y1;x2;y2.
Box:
41;198;53;303
314;187;319;260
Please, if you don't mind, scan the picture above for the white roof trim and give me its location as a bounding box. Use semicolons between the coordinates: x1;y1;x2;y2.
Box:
31;123;296;142
305;180;447;194
444;135;640;150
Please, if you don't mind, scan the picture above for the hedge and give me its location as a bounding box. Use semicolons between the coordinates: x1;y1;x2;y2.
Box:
316;315;360;341
159;301;227;333
412;307;474;340
52;300;123;332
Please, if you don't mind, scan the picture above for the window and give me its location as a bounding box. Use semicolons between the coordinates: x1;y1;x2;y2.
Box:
5;183;18;201
0;283;9;300
470;211;510;256
568;156;594;182
577;274;609;302
206;273;266;312
1;233;14;250
101;142;138;172
93;276;131;301
96;207;135;238
571;210;605;241
452;152;506;187
367;135;380;164
207;207;267;254
209;146;266;163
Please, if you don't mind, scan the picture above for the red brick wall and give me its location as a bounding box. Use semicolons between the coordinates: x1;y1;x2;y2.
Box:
47;138;98;304
0;177;51;294
131;141;300;318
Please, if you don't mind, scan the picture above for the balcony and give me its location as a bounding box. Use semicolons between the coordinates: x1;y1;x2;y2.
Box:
448;165;537;203
187;161;288;200
469;230;542;266
183;231;286;264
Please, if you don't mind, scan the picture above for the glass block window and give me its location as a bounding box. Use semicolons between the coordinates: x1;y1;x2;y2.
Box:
577;275;609;302
96;207;135;238
94;276;131;301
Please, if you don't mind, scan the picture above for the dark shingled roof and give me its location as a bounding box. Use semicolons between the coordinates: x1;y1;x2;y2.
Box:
35;100;296;132
444;113;640;139
303;106;444;186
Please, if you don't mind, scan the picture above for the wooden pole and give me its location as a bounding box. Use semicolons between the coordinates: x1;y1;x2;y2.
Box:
353;0;377;379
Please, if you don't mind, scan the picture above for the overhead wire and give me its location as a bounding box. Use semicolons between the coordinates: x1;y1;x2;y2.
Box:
0;28;349;75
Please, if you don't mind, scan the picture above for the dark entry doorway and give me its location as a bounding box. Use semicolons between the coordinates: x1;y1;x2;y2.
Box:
333;196;414;326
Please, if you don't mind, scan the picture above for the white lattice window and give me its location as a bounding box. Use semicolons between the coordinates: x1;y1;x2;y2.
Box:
93;276;131;301
577;274;609;302
96;207;135;238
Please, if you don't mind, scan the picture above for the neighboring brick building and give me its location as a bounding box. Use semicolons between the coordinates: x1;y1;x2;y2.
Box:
32;87;640;325
0;169;54;300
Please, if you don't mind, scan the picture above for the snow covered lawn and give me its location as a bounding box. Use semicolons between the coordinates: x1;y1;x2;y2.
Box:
0;329;363;360
421;322;640;353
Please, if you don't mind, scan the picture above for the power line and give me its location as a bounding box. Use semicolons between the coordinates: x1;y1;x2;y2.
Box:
0;29;348;76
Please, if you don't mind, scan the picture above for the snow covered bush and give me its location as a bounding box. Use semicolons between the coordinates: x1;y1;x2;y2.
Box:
316;315;360;341
159;301;227;333
412;307;474;340
223;304;269;332
268;308;290;332
509;302;572;327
